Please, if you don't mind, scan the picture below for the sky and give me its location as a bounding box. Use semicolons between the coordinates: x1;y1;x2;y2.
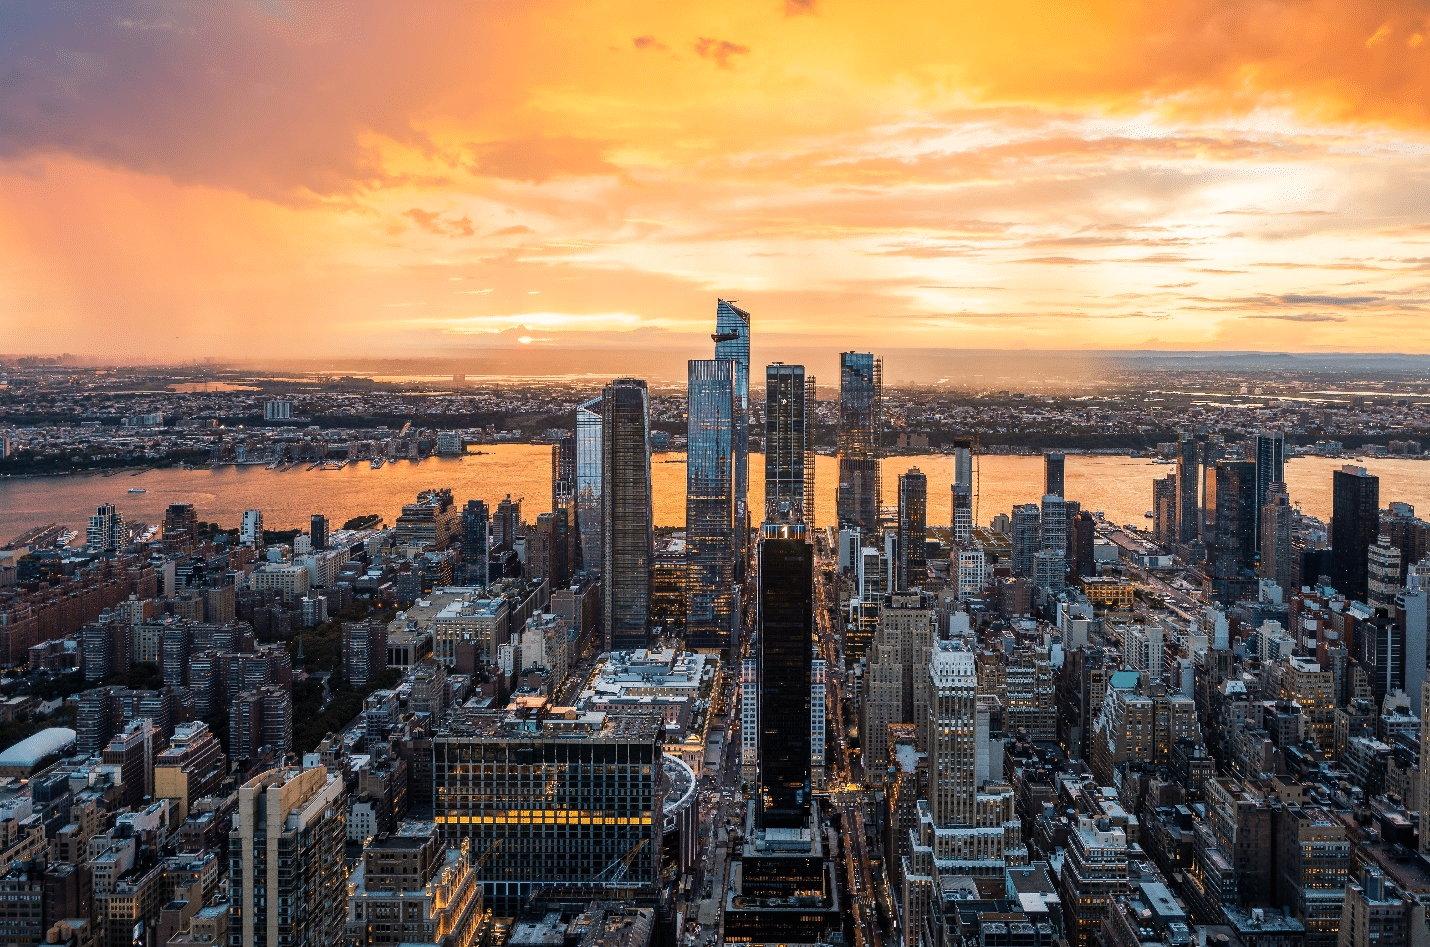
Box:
3;0;1430;368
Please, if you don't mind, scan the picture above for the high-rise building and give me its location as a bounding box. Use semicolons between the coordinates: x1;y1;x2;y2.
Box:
1153;473;1178;545
230;767;348;947
926;642;977;828
460;500;490;587
87;504;125;551
1041;493;1068;556
1044;452;1065;498
1259;482;1295;590
1069;511;1096;579
686;359;738;652
714;299;751;535
1399;567;1427;715
1058;815;1130;947
492;495;521;553
837;352;882;530
1012;504;1041;577
602;378;653;650
346;825;487;947
309;514;328;552
551;433;575;511
897;468;928;591
1333;465;1380;600
1254;432;1285;550
240;509;264;549
164;502;199;543
264;399;293;421
757;534;813;829
1211;460;1257;605
432;710;662;914
951;439;974;544
764;363;811;524
1176;435;1199;545
343;621;388;688
527;509;570;591
1368;534;1403;613
574;395;603;572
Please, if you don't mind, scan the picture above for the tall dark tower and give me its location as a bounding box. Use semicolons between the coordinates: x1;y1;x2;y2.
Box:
714;299;751;541
837;352;882;530
764;363;810;524
1211;460;1257;605
551;434;575;512
1176;435;1199;544
757;535;813;830
897;468;928;590
601;378;653;650
309;514;328;551
1253;432;1284;551
686;359;737;652
1044;452;1065;499
1332;464;1380;601
460;500;490;587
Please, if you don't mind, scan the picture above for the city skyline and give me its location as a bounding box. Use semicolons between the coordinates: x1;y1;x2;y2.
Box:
5;3;1430;362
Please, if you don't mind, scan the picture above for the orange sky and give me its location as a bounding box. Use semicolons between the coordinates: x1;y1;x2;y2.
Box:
3;0;1430;363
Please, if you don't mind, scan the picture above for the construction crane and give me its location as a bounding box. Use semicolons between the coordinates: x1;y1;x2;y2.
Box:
473;838;502;869
593;838;649;884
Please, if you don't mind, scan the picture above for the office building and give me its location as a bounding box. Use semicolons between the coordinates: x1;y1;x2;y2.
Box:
230;767;348;947
714;299;751;536
394;490;460;550
951;438;974;544
1012;504;1041;577
765;363;812;524
460;500;490;587
492;495;521;553
1254;432;1285;550
1211;460;1258;605
240;509;264;549
1153;472;1178;545
309;514;328;552
897;468;928;591
1069;510;1096;579
575;395;603;572
1368;534;1403;612
757;534;814;829
551;433;575;511
1041;493;1067;557
601;378;653;650
1333;465;1380;601
837;351;882;530
1044;452;1065;498
1176;435;1199;545
1259;481;1295;590
686;359;738;652
1400;567;1426;715
344;621;388;688
1058;814;1131;947
432;709;662;914
87;504;125;552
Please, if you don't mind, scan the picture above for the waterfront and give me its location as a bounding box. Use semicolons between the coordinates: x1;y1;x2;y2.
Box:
2;448;1428;542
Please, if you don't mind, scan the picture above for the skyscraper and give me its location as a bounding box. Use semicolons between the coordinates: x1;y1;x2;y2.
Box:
757;535;813;830
1254;432;1285;551
714;299;751;537
551;433;575;511
1333;465;1380;601
897;468;928;591
686;359;737;651
87;503;125;551
1258;482;1294;590
1044;452;1065;498
492;495;521;553
575;395;603;572
602;378;654;650
1176;435;1199;545
1012;504;1041;577
951;439;975;545
1211;460;1258;605
1153;473;1178;544
231;767;348;947
926;641;977;828
309;514;328;551
460;500;490;587
764;363;810;524
837;352;882;530
1041;493;1068;557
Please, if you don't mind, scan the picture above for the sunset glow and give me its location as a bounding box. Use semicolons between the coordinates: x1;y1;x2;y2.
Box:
4;1;1430;361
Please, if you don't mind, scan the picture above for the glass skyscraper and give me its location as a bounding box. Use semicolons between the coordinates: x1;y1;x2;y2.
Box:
1332;464;1380;601
1253;431;1284;552
897;467;927;590
575;395;603;575
601;379;653;650
686;359;737;652
714;299;750;538
764;363;811;525
837;351;881;530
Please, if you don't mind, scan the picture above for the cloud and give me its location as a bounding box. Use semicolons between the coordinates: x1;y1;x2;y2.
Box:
492;225;535;236
785;0;817;15
403;208;475;237
693;37;750;68
1277;293;1381;305
1247;312;1348;322
632;35;667;50
470;135;621;183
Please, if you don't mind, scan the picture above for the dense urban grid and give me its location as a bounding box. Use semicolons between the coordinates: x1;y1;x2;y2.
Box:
3;309;1430;947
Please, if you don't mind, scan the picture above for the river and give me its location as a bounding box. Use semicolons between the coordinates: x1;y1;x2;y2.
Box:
2;449;1429;541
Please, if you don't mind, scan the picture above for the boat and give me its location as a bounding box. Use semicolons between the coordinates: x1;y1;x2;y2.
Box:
1144;510;1154;518
370;458;385;469
128;487;147;494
